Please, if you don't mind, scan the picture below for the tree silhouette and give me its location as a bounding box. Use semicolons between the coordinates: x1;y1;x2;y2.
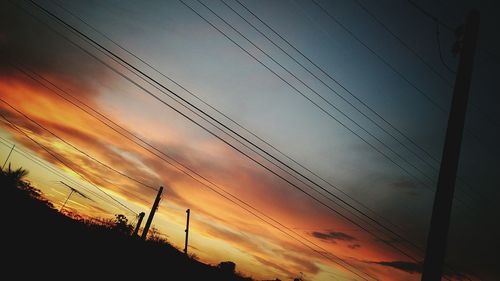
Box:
1;163;43;200
1;163;28;187
148;226;168;243
218;261;236;275
113;214;133;235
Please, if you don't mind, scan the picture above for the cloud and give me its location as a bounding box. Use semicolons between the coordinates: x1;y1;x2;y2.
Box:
367;260;422;274
0;1;111;87
368;260;472;280
347;244;361;250
311;230;356;243
390;180;419;191
253;255;294;277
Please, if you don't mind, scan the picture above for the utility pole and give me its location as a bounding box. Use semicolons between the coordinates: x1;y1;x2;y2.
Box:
141;186;163;240
184;208;190;255
421;10;479;281
132;212;145;237
2;144;15;169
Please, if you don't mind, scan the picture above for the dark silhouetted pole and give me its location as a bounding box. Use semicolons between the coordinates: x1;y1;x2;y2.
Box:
141;186;163;240
2;144;15;169
60;189;74;213
132;212;145;237
184;208;190;254
421;10;479;281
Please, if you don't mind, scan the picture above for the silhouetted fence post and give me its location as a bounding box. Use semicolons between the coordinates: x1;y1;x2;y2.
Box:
141;186;163;240
184;208;190;254
132;212;145;237
421;10;479;281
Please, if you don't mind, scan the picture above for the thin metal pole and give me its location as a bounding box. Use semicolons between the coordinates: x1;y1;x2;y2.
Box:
60;189;74;213
2;144;15;169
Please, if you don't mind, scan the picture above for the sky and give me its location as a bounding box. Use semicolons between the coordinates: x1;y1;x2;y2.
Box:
1;0;499;280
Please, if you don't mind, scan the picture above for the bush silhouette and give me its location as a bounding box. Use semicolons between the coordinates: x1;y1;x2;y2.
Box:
113;214;133;235
218;261;236;274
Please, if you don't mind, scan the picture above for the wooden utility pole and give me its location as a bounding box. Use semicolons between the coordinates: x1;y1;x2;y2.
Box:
141;186;163;240
184;208;190;255
421;10;479;281
132;212;145;237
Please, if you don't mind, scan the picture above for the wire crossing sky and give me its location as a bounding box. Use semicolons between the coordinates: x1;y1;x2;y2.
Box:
0;0;498;280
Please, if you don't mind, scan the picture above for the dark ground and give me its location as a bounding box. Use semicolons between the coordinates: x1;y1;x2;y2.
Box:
1;170;254;281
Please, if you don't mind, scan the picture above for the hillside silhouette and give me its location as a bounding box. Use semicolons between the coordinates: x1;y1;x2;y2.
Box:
1;164;255;280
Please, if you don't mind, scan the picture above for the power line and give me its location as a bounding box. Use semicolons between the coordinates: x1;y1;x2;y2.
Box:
435;21;457;74
405;0;454;31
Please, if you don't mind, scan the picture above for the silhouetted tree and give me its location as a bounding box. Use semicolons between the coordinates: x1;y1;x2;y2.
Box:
218;261;236;275
147;226;168;243
1;164;46;202
113;214;133;235
189;252;199;261
2;163;29;189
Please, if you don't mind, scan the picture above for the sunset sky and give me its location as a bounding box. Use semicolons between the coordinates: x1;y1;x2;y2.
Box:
1;0;499;280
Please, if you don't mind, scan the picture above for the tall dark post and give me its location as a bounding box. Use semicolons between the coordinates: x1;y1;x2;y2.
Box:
421;10;479;281
132;212;145;237
184;208;191;255
141;186;163;240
